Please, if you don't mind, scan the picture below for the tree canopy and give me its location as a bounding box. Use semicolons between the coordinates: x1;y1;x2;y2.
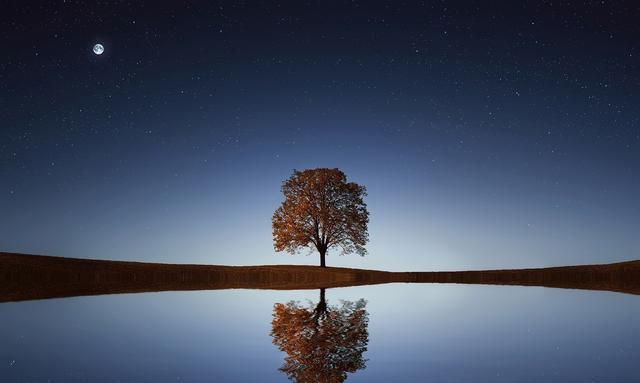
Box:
272;168;369;267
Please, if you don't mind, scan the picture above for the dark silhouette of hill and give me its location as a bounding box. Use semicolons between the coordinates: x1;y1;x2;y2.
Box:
1;252;639;302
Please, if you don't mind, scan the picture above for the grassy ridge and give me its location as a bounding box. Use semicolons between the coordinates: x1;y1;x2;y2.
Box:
1;252;639;302
0;252;397;302
406;262;640;295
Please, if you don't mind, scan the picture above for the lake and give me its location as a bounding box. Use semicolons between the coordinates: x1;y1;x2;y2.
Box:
1;284;639;382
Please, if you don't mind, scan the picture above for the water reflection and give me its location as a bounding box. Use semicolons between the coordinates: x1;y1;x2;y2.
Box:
271;288;369;382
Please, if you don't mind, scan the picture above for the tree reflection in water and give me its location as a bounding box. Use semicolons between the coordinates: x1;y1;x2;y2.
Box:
270;289;369;383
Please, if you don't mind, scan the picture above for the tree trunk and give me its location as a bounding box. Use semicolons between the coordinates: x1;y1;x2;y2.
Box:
319;247;326;267
312;288;328;323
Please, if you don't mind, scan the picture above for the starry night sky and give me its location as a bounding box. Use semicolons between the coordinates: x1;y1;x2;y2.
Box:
1;1;638;270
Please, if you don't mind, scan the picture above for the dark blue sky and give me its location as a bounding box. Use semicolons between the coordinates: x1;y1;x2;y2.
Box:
1;1;638;270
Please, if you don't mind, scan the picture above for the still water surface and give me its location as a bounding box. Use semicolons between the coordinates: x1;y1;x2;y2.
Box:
1;284;639;382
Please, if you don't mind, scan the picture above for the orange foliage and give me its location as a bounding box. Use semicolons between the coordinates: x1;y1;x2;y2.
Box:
270;290;369;382
272;168;369;267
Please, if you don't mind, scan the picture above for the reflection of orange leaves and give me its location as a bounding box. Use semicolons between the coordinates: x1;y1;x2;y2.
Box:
271;297;369;383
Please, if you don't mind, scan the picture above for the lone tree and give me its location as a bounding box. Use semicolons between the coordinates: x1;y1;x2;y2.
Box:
272;168;369;267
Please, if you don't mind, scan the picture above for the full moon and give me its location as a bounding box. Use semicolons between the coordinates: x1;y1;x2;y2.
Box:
92;43;104;55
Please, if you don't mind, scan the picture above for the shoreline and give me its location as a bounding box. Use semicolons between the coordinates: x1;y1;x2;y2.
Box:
2;252;639;302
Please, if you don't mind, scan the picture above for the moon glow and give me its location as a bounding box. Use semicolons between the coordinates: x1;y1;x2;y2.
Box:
93;44;104;55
